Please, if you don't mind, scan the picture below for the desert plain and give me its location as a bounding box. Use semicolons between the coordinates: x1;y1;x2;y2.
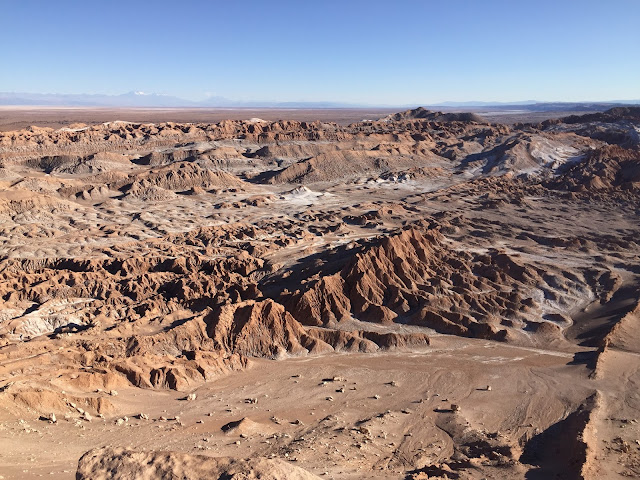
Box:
0;106;639;479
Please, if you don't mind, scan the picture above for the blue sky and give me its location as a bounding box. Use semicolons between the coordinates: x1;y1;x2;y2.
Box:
1;0;638;104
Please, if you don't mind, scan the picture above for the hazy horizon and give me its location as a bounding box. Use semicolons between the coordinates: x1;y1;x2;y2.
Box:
2;90;640;110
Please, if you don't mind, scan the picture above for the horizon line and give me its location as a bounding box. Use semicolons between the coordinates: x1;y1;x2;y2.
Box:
1;91;639;108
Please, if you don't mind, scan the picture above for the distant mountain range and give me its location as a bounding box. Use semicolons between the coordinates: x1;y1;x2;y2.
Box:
433;100;540;107
0;91;638;110
0;91;192;107
0;91;365;108
435;101;640;113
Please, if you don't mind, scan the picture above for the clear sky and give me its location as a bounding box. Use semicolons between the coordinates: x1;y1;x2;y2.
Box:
1;0;638;104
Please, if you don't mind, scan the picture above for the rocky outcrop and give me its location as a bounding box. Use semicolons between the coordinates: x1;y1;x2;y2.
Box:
206;299;331;358
0;249;264;328
277;224;605;342
549;145;640;193
380;107;487;123
205;299;430;358
122;162;246;194
76;447;322;480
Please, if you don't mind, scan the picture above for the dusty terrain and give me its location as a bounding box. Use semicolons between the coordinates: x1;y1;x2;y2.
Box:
0;107;402;132
0;106;639;479
0;106;600;132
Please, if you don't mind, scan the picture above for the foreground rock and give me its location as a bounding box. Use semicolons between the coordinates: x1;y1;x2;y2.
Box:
77;447;321;480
